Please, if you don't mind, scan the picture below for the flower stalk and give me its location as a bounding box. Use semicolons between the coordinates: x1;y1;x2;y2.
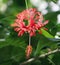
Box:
29;35;31;45
25;0;28;9
25;0;32;58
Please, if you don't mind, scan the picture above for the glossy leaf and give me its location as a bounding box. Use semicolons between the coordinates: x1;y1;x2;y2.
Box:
40;29;54;38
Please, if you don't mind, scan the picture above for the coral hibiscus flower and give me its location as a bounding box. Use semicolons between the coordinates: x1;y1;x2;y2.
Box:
11;8;48;36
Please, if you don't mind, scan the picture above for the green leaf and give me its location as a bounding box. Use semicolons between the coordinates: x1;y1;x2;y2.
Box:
52;52;60;65
34;34;57;57
0;46;25;65
52;0;57;3
40;29;54;38
3;0;8;3
45;0;57;3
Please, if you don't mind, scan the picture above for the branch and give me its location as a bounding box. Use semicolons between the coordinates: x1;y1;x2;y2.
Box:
20;49;60;65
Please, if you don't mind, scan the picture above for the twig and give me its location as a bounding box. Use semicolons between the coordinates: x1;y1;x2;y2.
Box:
20;49;60;65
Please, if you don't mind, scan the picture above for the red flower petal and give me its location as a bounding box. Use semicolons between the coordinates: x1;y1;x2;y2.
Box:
18;30;24;36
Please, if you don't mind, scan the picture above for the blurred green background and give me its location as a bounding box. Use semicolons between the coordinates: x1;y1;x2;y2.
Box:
0;0;60;65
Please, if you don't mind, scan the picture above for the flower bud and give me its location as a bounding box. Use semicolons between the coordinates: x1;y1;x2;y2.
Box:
25;45;32;59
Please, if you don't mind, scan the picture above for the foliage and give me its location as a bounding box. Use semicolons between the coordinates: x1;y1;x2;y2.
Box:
0;0;60;65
